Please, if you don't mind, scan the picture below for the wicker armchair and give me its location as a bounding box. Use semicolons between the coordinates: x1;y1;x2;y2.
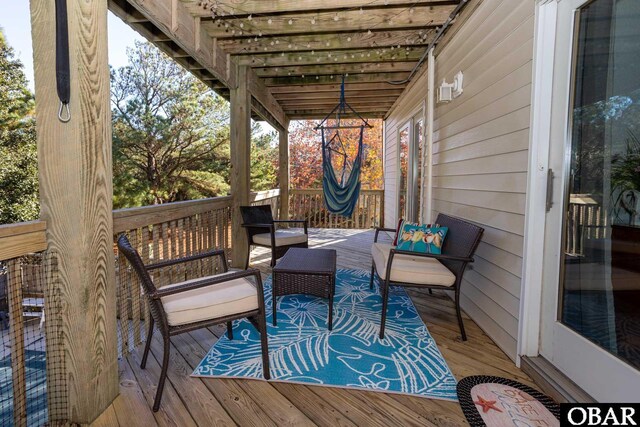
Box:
117;234;270;412
370;214;484;340
240;205;309;268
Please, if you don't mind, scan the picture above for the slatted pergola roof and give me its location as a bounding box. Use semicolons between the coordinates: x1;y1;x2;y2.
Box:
109;0;469;128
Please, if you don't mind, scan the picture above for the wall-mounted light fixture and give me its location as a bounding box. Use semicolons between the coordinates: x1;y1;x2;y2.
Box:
437;71;464;103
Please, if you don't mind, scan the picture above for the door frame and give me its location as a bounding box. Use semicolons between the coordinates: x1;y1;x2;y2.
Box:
520;0;640;401
518;0;558;360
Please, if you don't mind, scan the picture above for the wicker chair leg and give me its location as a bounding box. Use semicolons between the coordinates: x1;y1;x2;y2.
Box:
369;263;375;290
227;321;234;340
270;247;277;267
257;314;270;380
455;284;467;341
244;245;251;270
141;317;154;369
153;337;171;412
379;279;390;339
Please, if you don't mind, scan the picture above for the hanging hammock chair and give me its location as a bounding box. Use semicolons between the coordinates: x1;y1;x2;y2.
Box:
315;76;373;217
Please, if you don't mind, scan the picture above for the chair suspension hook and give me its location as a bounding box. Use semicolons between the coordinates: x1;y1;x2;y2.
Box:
58;102;70;123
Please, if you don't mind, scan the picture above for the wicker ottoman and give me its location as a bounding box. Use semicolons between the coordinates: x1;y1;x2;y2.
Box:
272;248;337;330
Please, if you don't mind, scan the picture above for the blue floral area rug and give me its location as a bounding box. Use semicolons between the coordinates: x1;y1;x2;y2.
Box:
192;269;458;401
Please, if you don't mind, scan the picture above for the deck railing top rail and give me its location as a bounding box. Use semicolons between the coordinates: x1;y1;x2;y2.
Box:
0;220;48;261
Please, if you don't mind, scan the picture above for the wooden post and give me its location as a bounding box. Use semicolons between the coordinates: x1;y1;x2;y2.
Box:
278;120;290;220
230;65;252;267
30;0;119;423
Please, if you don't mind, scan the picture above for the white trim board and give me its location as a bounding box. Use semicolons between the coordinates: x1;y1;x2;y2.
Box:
518;0;557;363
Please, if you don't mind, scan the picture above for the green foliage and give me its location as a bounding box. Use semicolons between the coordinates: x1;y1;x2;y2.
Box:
111;41;232;208
111;41;279;208
250;123;278;191
0;31;39;223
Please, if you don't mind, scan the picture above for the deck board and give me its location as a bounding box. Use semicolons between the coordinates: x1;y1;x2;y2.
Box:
93;228;535;426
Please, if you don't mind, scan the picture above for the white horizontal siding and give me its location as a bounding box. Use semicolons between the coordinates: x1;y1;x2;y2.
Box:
430;0;535;360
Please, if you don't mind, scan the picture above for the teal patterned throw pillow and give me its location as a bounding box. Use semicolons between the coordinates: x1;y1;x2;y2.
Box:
396;222;448;254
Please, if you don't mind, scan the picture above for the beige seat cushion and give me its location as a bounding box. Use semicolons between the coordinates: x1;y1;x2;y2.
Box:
371;242;456;287
252;229;307;247
160;273;258;326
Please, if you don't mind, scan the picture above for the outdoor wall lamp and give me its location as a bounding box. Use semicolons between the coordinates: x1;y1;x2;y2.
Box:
437;71;464;103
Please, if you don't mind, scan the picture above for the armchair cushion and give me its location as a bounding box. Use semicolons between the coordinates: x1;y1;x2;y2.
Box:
371;243;456;287
160;274;258;326
252;229;308;247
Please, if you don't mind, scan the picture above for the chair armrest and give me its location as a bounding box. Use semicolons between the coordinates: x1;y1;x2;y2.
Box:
390;248;474;263
374;227;397;243
241;223;275;229
150;269;262;299
273;219;308;233
146;249;228;271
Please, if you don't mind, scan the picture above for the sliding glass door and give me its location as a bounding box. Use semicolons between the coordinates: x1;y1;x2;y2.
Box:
540;0;640;401
397;112;424;223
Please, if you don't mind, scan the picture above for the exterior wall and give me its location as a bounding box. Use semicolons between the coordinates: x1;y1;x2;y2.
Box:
383;72;428;228
432;0;534;360
383;0;535;360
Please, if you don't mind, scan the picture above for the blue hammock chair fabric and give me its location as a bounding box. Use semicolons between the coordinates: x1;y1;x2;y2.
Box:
316;77;372;217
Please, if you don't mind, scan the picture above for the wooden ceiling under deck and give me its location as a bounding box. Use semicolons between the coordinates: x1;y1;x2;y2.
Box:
111;0;467;123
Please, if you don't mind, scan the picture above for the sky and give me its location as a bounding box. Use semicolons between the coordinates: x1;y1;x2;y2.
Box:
1;4;144;90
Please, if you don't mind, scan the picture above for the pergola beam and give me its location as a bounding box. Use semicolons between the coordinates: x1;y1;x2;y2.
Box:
263;72;410;86
273;89;405;100
219;29;434;55
255;61;415;78
239;48;423;67
203;6;453;39
269;82;407;93
185;0;458;18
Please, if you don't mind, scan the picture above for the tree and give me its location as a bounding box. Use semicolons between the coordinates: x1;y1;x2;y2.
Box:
111;41;232;208
0;31;39;224
251;123;279;191
288;119;383;190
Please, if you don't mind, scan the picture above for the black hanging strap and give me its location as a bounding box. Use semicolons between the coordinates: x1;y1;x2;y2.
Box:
55;0;71;122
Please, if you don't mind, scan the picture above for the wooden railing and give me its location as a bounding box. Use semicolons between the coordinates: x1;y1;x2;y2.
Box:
289;189;384;229
0;221;66;426
565;196;606;256
112;196;233;357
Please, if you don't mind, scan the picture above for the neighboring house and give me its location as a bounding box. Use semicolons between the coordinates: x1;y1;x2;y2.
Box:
382;0;640;402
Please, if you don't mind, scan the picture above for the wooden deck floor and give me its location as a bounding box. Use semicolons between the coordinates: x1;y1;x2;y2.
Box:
92;228;536;427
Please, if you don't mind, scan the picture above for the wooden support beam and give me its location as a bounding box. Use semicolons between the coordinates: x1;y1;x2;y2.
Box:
288;111;387;119
264;72;410;86
274;89;405;100
30;0;119;423
269;82;407;93
203;6;454;38
230;66;252;268
186;0;459;17
238;47;424;67
218;29;434;55
109;0;236;88
279;98;399;108
278;121;290;220
247;70;287;129
255;61;415;78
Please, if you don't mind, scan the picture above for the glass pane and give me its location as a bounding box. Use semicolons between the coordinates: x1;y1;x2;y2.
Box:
398;127;409;220
413;119;424;221
560;0;640;371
